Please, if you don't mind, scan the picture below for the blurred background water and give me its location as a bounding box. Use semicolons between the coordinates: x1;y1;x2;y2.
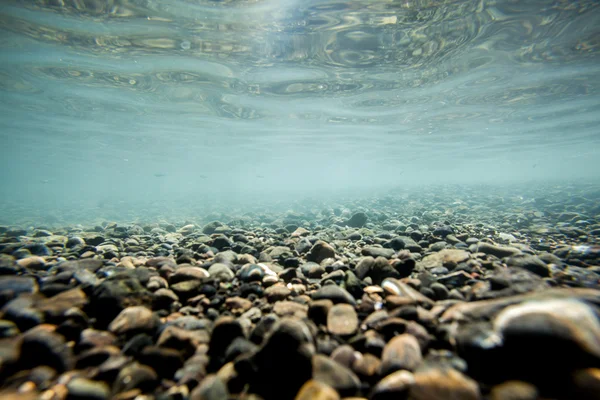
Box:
0;0;599;224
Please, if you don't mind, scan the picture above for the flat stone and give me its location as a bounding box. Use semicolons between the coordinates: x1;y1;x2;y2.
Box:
419;249;470;270
312;285;356;306
327;303;358;336
504;255;550;277
66;377;110;400
16;256;47;270
476;242;521;258
273;301;309;319
362;246;395;259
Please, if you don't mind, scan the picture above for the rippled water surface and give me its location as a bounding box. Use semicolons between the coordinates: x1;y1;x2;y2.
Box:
1;0;600;222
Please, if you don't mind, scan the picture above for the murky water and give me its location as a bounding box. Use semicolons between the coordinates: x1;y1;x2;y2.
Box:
1;0;599;224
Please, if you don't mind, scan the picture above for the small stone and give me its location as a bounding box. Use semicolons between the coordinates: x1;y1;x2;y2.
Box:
505;255;550;277
108;306;159;335
139;346;184;379
346;213;368;228
16;256;47;270
352;353;381;381
66;377;110;400
295;380;340;400
273;301;309;319
21;325;73;372
327;304;359;336
0;276;38;297
308;299;334;326
489;380;538;400
362;247;395;259
0;319;19;338
208;317;245;373
170;267;210;284
476;242;521;258
207;263;235;281
370;370;415;400
152;288;179;310
313;354;361;397
419;249;470;270
189;374;228;400
113;362;158;393
312;285;356;306
409;368;480;400
244;318;314;400
380;334;422;375
265;285;292;303
157;326;210;358
225;296;253;314
307;241;336;264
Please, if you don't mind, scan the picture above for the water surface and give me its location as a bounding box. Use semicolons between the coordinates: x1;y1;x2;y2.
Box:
0;0;599;224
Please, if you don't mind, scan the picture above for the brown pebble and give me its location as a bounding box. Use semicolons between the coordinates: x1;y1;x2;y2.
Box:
489;381;538;400
327;304;359;336
380;334;422;375
225;297;253;314
370;370;415;400
295;380;340;400
265;285;292;303
409;368;480;400
108;306;158;335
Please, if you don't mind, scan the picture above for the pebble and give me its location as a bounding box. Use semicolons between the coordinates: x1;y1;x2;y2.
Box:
380;334;422;375
294;380;340;400
409;367;480;400
207;263;235;281
312;285;357;306
346;213;368;228
66;377;110;400
307;241;336;264
313;354;361;397
327;303;359;336
108;306;159;335
476;242;521;258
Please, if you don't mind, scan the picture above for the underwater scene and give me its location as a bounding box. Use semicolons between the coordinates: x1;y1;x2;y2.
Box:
0;0;600;399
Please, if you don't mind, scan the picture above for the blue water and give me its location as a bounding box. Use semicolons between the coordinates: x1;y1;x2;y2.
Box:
1;0;599;224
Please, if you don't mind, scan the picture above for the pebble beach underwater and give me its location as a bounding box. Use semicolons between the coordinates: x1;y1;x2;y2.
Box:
1;0;600;399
